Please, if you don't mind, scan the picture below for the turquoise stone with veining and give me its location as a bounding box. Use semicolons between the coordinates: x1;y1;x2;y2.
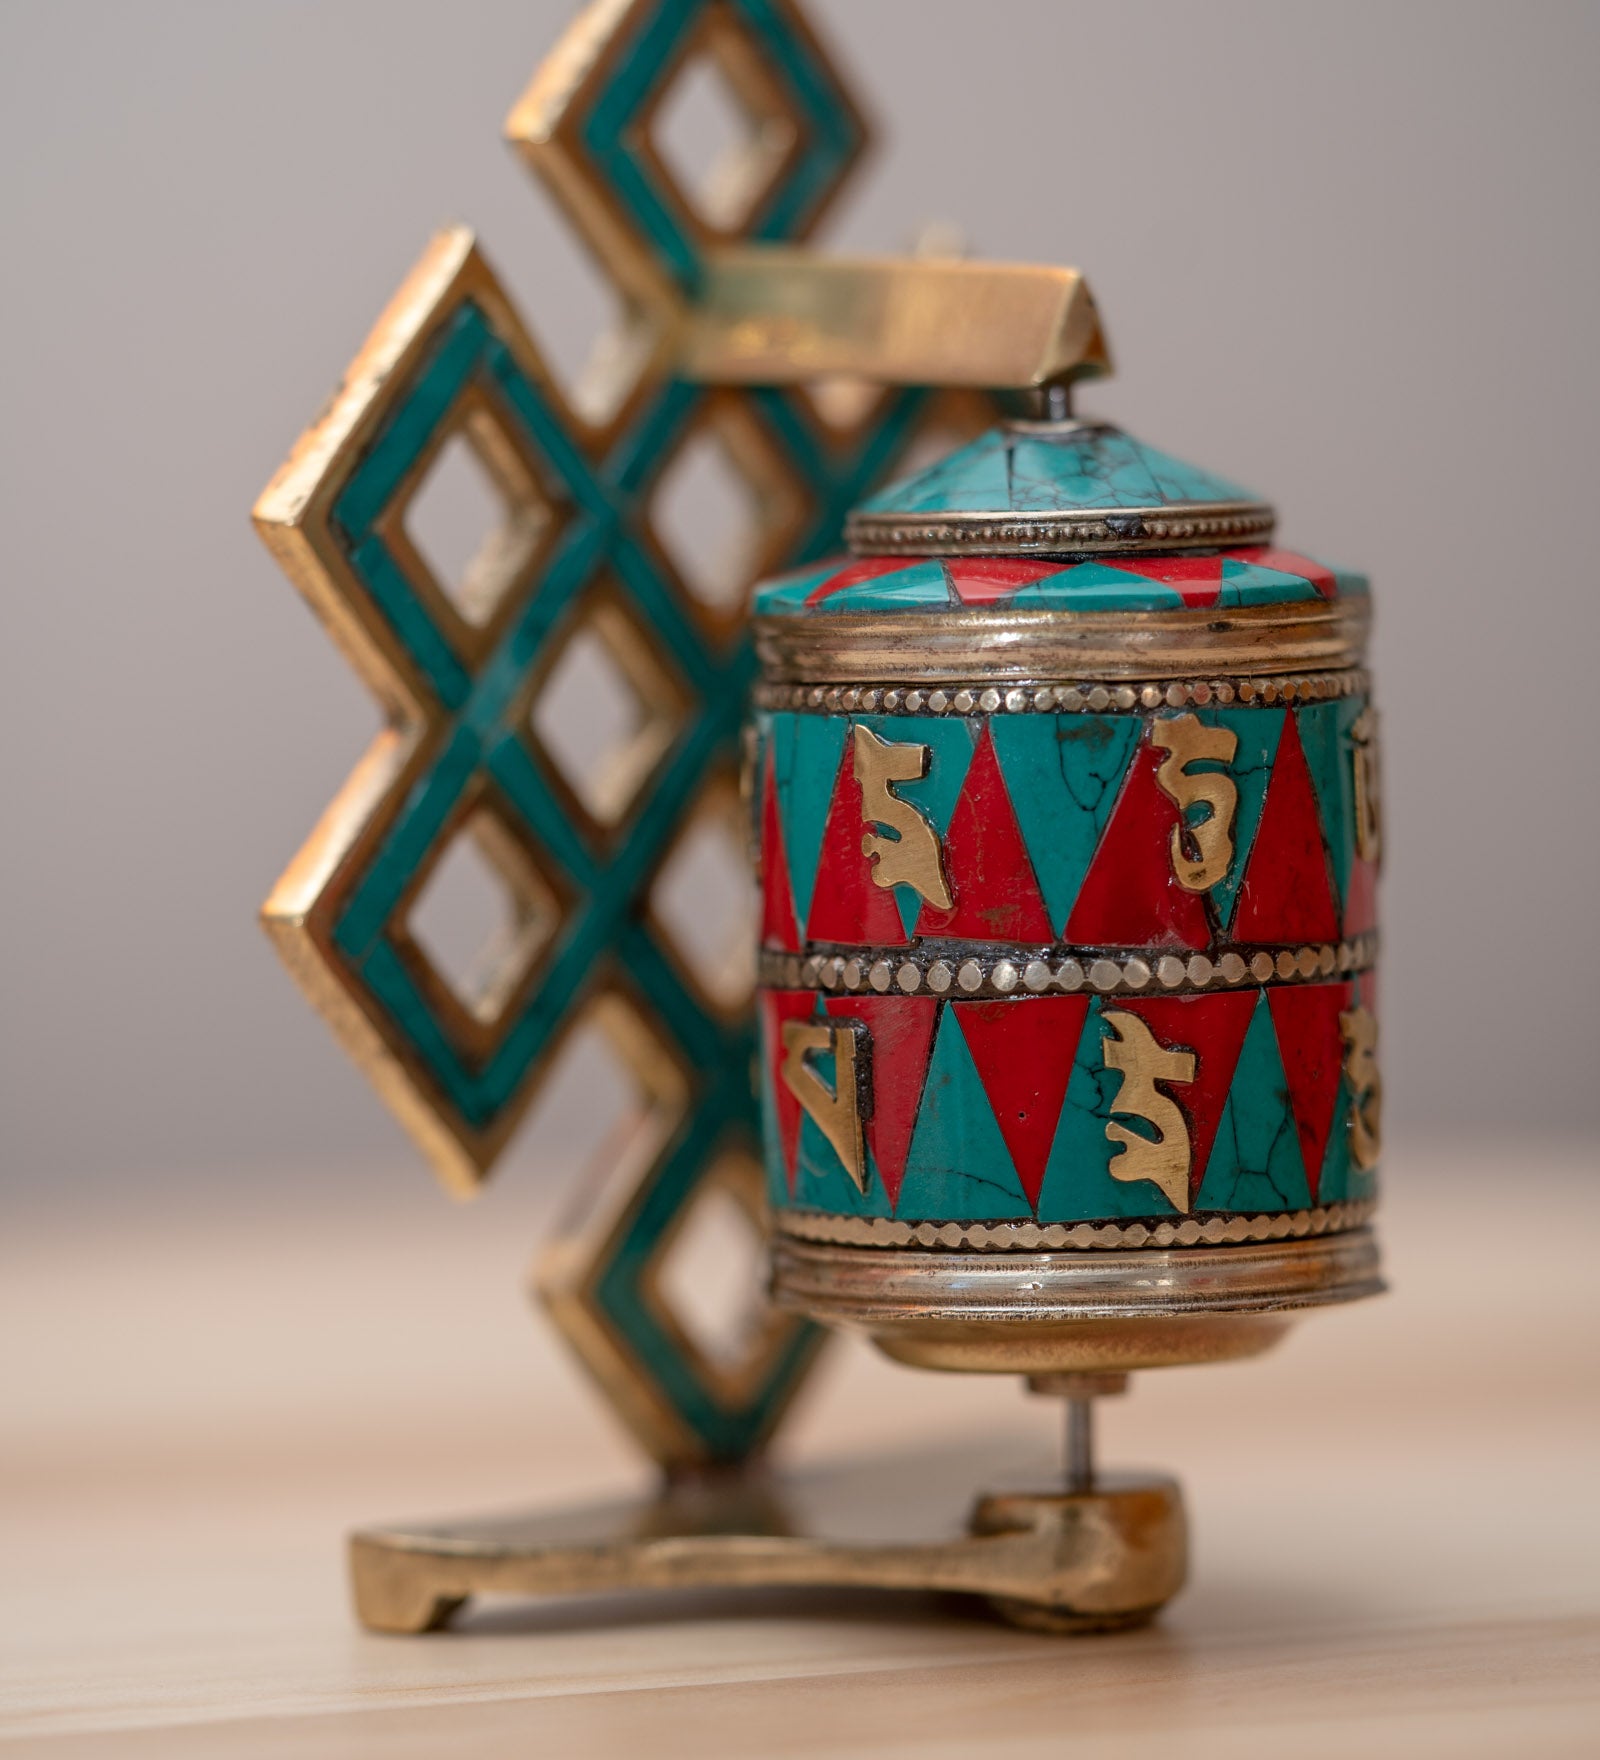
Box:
855;422;1259;518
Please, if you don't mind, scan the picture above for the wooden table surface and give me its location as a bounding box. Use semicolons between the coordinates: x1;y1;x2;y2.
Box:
5;1143;1598;1757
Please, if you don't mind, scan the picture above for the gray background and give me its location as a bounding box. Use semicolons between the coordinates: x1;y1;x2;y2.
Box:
4;0;1597;1208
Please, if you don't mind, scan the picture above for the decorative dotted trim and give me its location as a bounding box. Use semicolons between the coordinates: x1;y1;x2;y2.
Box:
754;670;1367;716
845;506;1276;556
776;1200;1377;1252
760;934;1379;1000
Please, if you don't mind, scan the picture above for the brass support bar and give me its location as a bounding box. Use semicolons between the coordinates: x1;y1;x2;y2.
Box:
679;248;1112;389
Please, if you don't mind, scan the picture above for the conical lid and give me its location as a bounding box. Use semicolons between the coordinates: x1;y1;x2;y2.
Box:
846;419;1275;557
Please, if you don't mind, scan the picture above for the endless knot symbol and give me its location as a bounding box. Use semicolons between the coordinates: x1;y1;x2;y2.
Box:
255;0;990;1465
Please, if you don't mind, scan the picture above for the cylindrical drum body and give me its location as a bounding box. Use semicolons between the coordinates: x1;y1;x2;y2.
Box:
747;421;1382;1374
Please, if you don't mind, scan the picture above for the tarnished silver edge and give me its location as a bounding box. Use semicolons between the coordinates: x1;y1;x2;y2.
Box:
846;501;1276;557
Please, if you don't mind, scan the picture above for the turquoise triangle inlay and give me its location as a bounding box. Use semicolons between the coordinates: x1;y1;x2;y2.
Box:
895;1005;1029;1220
1194;993;1312;1213
1190;706;1286;931
1299;694;1366;908
1010;560;1185;612
1315;1078;1356;1205
821;559;952;611
773;712;849;929
794;1111;880;1215
1218;559;1322;607
756;560;841;612
992;715;1142;935
856;714;976;935
1037;997;1182;1221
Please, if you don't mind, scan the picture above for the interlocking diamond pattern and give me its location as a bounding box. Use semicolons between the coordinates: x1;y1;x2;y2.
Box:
258;0;990;1466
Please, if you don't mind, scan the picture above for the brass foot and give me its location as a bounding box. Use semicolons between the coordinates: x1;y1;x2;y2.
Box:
969;1477;1186;1632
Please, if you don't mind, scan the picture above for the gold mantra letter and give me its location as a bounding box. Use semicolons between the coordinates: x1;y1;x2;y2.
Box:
1101;1009;1197;1213
780;1019;871;1193
853;725;952;910
1152;714;1239;893
1339;1005;1382;1170
1351;707;1382;864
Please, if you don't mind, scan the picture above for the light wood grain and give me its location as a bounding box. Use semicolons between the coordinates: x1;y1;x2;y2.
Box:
4;1143;1598;1756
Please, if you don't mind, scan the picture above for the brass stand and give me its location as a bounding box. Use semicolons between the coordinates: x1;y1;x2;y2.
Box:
351;1384;1184;1635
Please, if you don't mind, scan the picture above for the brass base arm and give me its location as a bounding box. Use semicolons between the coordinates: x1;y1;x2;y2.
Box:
350;1452;1186;1637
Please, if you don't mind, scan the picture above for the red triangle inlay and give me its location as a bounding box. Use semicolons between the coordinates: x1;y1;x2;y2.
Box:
1344;854;1379;937
954;997;1090;1207
946;557;1062;605
1110;555;1225;609
1113;992;1258;1199
915;726;1053;940
825;994;939;1206
806;556;911;606
1268;982;1354;1202
1232;715;1341;945
1064;734;1213;948
759;744;800;952
1229;546;1338;600
806;740;911;946
760;989;817;1196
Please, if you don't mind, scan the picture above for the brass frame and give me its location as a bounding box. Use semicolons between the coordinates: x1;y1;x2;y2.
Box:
754;598;1372;684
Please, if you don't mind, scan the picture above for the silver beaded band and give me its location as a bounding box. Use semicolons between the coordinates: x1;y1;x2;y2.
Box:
759;934;1378;1000
753;669;1367;716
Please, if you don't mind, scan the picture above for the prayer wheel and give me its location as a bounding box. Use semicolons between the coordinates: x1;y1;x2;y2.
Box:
750;417;1383;1384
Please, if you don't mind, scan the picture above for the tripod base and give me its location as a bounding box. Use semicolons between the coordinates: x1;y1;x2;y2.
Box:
350;1449;1186;1635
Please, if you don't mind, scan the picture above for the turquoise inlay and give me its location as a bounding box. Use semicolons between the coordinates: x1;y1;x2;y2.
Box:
754;559;841;611
794;1110;881;1215
866;426;1013;515
857;422;1261;518
1194;992;1312;1214
1217;558;1321;607
579;0;865;295
1299;693;1366;908
1011;560;1185;612
816;559;952;611
771;713;849;927
1324;970;1379;1205
856;714;976;935
1316;1080;1356;1205
1187;706;1286;931
593;1084;822;1461
991;714;1142;935
739;0;863;240
757;552;1347;616
1036;997;1183;1221
1332;562;1370;597
895;1006;1029;1221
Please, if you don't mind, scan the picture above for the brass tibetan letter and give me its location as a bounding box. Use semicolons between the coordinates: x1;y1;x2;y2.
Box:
1101;1009;1197;1213
1152;714;1239;893
853;725;952;909
1339;1005;1382;1170
780;1018;872;1193
1351;707;1382;864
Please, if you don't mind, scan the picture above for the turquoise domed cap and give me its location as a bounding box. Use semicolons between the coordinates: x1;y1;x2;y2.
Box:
845;419;1276;558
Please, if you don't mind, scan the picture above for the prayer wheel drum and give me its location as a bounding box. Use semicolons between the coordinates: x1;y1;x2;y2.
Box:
749;418;1383;1378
